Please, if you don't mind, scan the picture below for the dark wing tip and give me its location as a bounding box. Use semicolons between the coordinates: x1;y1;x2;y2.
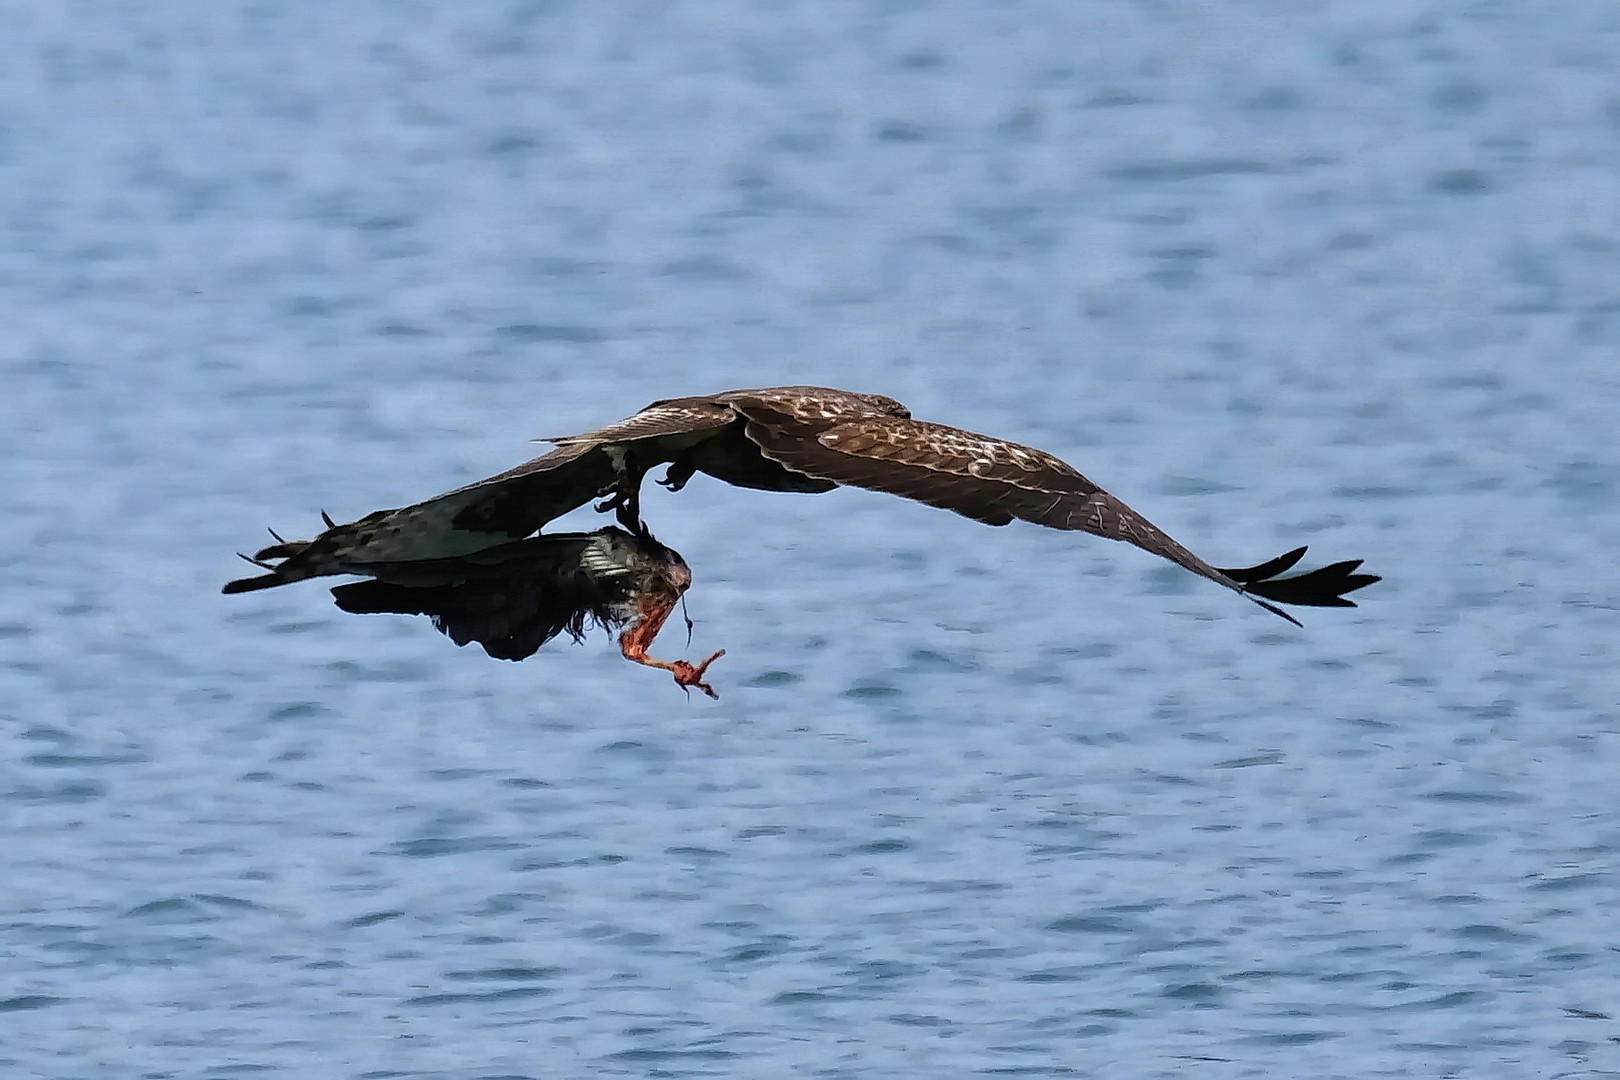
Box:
222;573;282;594
1252;596;1304;628
253;540;310;562
1217;546;1308;584
1215;549;1380;621
1224;553;1380;612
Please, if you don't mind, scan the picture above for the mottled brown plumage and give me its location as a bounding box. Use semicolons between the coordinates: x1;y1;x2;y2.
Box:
221;387;905;593
224;386;1378;687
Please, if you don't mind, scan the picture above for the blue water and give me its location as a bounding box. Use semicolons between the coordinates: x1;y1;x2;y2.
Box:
3;3;1618;1077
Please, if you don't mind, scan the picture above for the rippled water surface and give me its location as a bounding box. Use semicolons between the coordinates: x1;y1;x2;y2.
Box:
3;3;1619;1078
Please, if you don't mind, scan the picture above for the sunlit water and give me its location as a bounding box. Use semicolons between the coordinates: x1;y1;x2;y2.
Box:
3;3;1618;1078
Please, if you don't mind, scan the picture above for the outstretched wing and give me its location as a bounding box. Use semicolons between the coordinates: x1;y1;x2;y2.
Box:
736;407;1226;563
222;441;620;593
406;395;740;538
398;397;736;540
223;398;737;594
733;405;1376;621
543;394;738;449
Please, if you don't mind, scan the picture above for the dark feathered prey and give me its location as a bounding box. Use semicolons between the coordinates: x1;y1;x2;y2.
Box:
314;527;722;696
224;386;1377;695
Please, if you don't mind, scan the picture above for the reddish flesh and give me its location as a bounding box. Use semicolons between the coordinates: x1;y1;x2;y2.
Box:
618;589;726;698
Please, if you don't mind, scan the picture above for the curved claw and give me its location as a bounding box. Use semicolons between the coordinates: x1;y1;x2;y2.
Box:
659;458;697;493
671;650;726;699
594;486;644;531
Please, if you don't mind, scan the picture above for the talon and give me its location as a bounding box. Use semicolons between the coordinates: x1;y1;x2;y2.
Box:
595;486;642;531
659;459;697;493
670;649;726;699
321;510;337;529
267;527;287;544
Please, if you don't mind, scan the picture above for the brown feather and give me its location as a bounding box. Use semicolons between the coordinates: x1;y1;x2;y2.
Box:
544;396;736;448
716;386;912;426
731;409;1308;614
222;402;739;592
225;385;1377;628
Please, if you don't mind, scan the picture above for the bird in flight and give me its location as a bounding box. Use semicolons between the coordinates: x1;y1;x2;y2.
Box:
225;385;1378;695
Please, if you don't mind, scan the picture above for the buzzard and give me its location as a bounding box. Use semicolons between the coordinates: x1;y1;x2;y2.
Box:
222;387;904;589
225;386;1378;692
